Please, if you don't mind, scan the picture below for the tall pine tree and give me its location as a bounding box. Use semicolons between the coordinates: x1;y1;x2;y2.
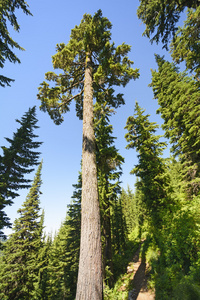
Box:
37;10;139;299
125;102;172;233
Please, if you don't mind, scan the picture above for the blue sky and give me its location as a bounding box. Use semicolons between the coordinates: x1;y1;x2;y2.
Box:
1;0;172;236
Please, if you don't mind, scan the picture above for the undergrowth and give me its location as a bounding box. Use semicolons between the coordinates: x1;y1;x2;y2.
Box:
104;234;140;300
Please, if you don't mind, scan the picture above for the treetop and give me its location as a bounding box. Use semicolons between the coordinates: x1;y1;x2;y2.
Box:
38;10;139;125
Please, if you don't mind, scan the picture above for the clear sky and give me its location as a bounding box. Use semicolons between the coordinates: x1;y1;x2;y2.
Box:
1;0;171;236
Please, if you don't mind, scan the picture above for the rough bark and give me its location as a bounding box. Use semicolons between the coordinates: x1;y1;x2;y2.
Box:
76;54;103;300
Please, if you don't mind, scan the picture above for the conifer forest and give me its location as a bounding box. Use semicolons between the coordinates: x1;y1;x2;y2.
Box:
1;1;200;299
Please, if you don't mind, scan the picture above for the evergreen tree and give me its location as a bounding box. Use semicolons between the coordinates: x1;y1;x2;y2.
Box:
133;182;147;238
65;175;81;295
34;213;51;300
151;56;200;196
165;157;184;200
148;158;200;298
0;106;42;241
0;162;44;300
120;186;137;234
170;6;200;79
37;10;139;299
125;102;172;232
137;1;200;81
0;0;32;87
47;223;72;300
137;0;199;50
47;173;81;300
111;196;127;256
95;102;124;287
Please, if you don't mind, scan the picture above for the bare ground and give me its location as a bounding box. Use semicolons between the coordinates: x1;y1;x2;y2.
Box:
127;243;155;300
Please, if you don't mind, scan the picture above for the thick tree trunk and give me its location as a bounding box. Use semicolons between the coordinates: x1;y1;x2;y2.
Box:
76;55;103;300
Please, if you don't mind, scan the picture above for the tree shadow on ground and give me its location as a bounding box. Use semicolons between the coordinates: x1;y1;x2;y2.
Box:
127;240;154;300
130;260;147;299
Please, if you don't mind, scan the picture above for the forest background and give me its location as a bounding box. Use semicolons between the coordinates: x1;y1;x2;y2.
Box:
0;0;171;236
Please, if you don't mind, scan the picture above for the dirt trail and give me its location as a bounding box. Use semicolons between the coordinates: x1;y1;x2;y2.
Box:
127;243;155;300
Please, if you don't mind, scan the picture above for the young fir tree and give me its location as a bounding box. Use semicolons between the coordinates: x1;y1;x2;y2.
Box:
47;173;81;300
133;181;147;238
151;56;200;196
0;106;41;242
125;102;172;233
0;162;44;300
33;212;51;300
111;195;127;257
94;102;124;287
0;0;32;87
47;223;72;300
37;10;139;299
65;175;81;296
120;186;137;234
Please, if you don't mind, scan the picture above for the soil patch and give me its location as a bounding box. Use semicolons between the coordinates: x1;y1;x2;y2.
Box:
127;243;155;300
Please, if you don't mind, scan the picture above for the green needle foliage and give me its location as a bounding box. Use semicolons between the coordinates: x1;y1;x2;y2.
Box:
151;55;200;196
37;10;139;124
170;6;200;79
125;102;172;232
137;0;199;50
38;10;139;299
0;0;32;87
0;106;42;241
0;162;45;300
33;211;51;300
137;0;200;84
47;173;81;300
94;102;124;287
111;196;127;257
120;186;139;235
47;224;73;300
125;102;200;298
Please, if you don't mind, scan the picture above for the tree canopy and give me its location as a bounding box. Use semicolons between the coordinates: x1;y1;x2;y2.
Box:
151;55;200;195
170;6;200;79
37;10;139;124
0;0;32;87
137;0;199;49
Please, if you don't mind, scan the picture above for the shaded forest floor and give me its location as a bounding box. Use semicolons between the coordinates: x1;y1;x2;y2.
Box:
119;242;155;300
